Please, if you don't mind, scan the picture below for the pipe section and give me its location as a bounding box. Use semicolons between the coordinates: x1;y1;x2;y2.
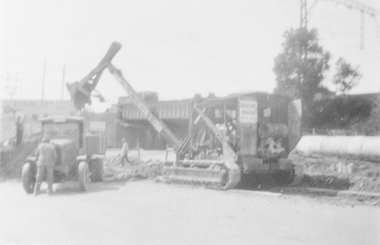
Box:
295;135;380;162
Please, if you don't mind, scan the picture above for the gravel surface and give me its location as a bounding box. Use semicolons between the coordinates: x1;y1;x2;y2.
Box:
0;179;379;245
290;152;380;193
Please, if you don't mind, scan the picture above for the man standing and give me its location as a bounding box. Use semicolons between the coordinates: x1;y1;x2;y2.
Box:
121;138;129;166
34;138;57;196
15;117;23;146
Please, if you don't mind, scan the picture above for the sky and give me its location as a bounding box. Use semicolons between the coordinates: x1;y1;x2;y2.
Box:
1;0;379;105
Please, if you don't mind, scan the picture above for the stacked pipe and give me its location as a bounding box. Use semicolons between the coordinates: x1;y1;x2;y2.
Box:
295;136;380;163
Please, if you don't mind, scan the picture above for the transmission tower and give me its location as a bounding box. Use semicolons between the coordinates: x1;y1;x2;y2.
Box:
301;0;380;94
323;0;380;49
300;0;308;29
302;0;380;49
300;0;319;61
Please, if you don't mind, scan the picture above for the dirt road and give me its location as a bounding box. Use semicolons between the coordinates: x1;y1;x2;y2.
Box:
0;179;379;245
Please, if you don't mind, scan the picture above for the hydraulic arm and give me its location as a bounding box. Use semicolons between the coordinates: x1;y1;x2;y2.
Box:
67;42;180;151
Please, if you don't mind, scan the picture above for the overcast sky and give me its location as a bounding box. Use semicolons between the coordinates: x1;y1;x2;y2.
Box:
1;0;379;104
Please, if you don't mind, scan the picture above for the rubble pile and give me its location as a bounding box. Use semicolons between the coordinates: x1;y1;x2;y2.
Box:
103;155;165;181
0;140;39;180
350;170;380;193
301;175;351;190
290;152;380;193
103;156;130;181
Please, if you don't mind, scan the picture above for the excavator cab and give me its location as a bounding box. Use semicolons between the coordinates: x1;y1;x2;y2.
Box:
167;93;302;188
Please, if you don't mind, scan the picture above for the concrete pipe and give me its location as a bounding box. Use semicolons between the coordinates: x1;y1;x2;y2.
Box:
295;135;380;163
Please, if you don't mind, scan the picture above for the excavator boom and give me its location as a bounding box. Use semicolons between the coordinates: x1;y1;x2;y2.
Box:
106;62;181;151
67;42;180;151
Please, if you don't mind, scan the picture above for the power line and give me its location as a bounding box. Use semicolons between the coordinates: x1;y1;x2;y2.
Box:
307;0;320;22
319;0;380;49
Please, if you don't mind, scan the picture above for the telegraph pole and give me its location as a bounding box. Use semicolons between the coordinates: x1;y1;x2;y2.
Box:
317;0;380;49
14;72;18;100
61;65;66;100
300;0;319;60
299;0;310;101
7;72;13;100
300;0;308;30
41;60;46;101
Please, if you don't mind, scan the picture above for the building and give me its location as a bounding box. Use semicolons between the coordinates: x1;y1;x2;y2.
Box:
0;100;76;142
117;93;191;149
83;105;118;148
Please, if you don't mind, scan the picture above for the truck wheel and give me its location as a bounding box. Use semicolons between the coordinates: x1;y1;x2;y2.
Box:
22;163;35;194
78;161;90;191
90;159;104;182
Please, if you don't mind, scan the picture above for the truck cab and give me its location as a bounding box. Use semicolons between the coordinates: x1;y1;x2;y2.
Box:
21;117;106;194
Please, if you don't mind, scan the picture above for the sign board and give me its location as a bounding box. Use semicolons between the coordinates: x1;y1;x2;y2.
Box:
263;108;271;118
239;100;257;123
90;121;106;132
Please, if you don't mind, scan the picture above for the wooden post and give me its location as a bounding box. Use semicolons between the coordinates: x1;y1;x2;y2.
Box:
61;65;66;100
41;60;46;100
165;145;169;161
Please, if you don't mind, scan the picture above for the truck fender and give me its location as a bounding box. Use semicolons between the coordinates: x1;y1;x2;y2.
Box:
76;155;87;162
23;160;37;175
90;154;104;161
26;156;37;163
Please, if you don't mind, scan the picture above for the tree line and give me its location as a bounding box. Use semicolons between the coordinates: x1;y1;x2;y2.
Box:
273;27;377;135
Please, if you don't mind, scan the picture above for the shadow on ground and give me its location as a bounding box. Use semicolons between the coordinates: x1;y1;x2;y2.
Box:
52;180;129;196
235;173;351;198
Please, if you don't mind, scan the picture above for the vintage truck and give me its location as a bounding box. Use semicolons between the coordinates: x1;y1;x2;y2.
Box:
21;116;106;193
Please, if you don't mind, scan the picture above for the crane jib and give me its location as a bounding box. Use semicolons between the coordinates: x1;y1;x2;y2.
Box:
106;62;181;151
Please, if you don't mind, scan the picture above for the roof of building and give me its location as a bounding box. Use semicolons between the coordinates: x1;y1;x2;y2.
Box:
38;116;84;123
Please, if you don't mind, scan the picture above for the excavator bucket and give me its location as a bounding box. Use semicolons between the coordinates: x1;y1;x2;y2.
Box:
66;42;122;110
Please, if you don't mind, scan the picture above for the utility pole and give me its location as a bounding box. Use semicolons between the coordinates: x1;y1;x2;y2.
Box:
14;72;18;100
41;60;46;101
300;0;308;30
300;0;319;60
309;0;380;93
6;72;20;100
299;0;312;99
5;72;16;100
61;65;66;100
318;0;380;49
361;10;365;49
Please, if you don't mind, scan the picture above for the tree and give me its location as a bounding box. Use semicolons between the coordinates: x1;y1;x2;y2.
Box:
273;28;331;105
351;96;380;135
308;96;374;130
333;58;362;94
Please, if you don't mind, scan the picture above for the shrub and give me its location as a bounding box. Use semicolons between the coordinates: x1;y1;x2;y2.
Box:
305;96;375;132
